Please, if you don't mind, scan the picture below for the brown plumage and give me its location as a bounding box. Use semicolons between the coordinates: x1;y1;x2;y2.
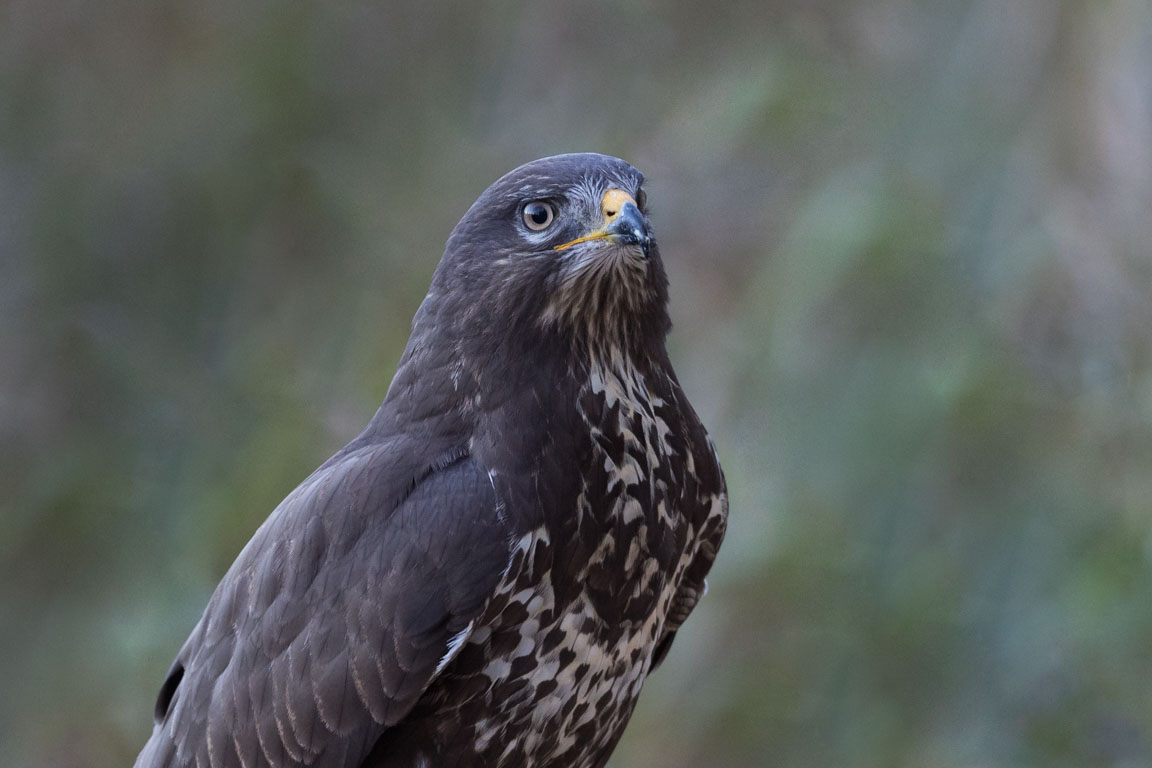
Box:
136;153;727;768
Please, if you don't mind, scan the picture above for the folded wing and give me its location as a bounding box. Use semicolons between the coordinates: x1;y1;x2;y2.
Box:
135;443;511;768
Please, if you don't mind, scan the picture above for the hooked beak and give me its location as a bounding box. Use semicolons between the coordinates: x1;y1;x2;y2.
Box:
554;189;650;254
604;201;648;248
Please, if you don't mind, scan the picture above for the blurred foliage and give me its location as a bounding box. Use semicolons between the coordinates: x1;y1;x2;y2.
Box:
2;0;1152;766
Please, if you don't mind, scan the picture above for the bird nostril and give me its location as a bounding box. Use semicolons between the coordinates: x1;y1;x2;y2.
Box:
605;208;617;219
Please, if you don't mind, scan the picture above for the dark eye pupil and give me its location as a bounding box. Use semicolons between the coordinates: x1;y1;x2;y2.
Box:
527;205;549;225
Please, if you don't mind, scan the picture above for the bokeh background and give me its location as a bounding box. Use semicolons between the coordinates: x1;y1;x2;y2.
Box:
3;0;1152;765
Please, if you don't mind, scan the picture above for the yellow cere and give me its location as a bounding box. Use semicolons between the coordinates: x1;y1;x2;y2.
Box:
600;189;635;222
554;189;637;251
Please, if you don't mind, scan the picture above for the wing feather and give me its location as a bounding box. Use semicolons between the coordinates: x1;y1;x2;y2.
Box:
136;442;512;768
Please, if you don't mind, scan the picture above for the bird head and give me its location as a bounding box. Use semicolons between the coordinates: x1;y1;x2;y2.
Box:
425;154;671;364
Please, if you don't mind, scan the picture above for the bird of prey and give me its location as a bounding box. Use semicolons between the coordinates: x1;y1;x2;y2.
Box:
136;153;728;768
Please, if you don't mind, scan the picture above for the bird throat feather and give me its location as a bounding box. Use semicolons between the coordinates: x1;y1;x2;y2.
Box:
539;243;656;357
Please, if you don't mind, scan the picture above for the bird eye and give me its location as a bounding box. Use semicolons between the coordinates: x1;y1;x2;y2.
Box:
522;201;555;231
635;188;647;211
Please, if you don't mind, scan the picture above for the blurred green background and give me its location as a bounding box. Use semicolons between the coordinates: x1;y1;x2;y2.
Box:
3;0;1152;766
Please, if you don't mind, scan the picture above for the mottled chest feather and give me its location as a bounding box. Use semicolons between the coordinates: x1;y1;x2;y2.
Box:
392;358;724;768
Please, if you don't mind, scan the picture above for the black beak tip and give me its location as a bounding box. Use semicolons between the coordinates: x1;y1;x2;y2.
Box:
608;201;651;250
